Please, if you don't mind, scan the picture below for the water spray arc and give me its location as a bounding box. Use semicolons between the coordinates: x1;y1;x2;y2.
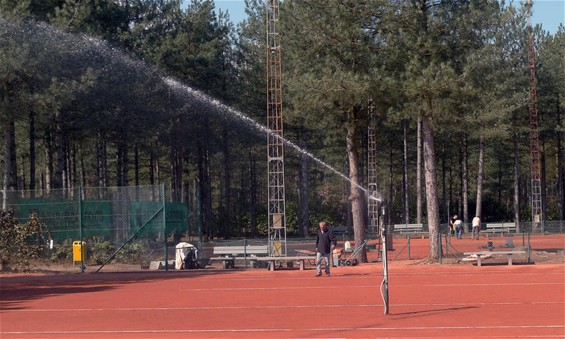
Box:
164;79;371;194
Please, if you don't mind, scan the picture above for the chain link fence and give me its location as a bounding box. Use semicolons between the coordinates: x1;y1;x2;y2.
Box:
2;185;563;272
1;185;192;272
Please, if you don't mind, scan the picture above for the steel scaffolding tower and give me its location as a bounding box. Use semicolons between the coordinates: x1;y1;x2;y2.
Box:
527;0;543;232
266;0;286;256
367;103;379;239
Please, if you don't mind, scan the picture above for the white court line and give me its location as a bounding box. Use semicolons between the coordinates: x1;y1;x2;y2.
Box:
197;271;565;281
177;282;563;291
8;300;563;312
2;324;564;335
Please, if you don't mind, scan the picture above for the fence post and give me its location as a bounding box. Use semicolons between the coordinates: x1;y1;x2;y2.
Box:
438;233;443;264
78;186;85;273
407;234;411;260
161;184;168;271
527;232;531;263
444;232;449;257
197;185;203;252
243;238;248;269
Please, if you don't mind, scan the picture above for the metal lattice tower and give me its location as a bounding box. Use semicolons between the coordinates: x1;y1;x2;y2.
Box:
266;0;286;256
527;0;543;233
367;102;379;240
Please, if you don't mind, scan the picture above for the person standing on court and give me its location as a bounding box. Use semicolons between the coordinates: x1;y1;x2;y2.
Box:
472;215;481;240
454;219;464;239
449;214;458;237
315;221;337;277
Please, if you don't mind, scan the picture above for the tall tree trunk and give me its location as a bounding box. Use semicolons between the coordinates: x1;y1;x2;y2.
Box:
122;142;129;187
388;141;394;227
45;132;53;192
134;145;140;187
513;132;521;232
346;115;367;263
458;147;463;218
149;152;155;185
441;141;447;222
402;119;409;223
116;143;123;186
249;151;257;237
116;141;129;187
198;144;207;238
96;139;107;197
541;139;547;227
298;149;309;237
171;145;184;202
422;109;441;260
416;117;423;224
63;141;68;191
222;128;231;239
70;143;77;197
149;150;156;201
3;116;17;209
133;145;140;201
20;155;26;192
80;154;86;188
198;134;212;238
557;97;564;223
54;111;64;189
29;110;36;196
476;135;484;222
462;134;469;229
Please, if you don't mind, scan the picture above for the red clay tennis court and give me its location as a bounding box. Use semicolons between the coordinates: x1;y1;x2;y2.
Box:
1;235;564;338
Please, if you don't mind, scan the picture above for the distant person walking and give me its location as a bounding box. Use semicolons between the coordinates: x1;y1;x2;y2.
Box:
454;219;464;239
472;216;481;240
315;221;337;277
449;215;458;237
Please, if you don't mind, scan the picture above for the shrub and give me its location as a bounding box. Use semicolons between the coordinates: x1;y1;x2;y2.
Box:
0;210;50;272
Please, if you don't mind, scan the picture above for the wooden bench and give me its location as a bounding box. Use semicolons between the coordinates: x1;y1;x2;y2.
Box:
463;250;526;266
255;256;315;271
209;245;268;269
483;223;516;238
393;223;427;238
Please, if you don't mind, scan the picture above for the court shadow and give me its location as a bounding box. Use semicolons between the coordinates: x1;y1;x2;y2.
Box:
391;305;478;318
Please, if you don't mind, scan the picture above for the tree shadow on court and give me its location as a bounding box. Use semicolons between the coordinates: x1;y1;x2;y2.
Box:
0;269;244;311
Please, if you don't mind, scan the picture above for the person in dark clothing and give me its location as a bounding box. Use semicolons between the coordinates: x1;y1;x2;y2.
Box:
315;221;337;277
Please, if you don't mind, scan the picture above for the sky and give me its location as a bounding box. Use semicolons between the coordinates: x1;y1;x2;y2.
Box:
208;0;564;35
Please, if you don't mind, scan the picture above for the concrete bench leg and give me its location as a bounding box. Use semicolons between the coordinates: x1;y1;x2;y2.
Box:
477;255;482;267
298;260;304;270
268;261;275;271
507;254;513;265
223;259;234;269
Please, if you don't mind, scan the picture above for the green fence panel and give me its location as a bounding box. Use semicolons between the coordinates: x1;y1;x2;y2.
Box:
13;198;79;241
82;201;112;240
165;202;188;235
130;201;165;236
